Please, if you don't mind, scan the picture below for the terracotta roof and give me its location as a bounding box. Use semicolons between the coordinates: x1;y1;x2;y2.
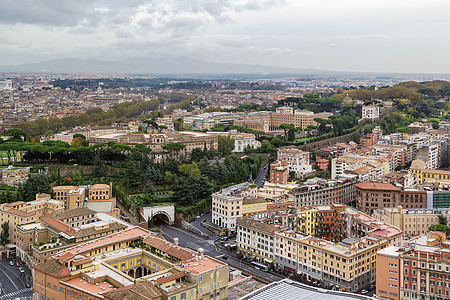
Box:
75;222;127;239
73;257;92;266
155;271;185;285
2;208;34;218
103;281;162;300
355;181;401;191
53;207;96;220
58;252;75;263
350;166;371;175
34;259;71;278
143;236;197;261
41;216;76;237
4;201;25;207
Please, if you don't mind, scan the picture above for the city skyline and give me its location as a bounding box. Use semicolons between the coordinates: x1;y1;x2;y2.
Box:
1;0;450;73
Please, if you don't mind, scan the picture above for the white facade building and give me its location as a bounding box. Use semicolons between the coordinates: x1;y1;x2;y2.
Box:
211;182;256;231
230;132;261;152
277;147;312;176
362;105;380;120
0;80;13;91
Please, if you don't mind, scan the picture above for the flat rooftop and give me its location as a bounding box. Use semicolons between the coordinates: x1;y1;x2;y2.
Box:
63;276;116;297
182;256;226;275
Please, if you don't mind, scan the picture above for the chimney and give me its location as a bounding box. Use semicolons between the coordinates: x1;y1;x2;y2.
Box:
174;237;179;246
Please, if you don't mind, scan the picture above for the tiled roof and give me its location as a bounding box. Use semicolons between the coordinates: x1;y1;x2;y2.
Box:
143;236;197;261
75;222;127;239
34;259;71;278
355;181;401;191
41;216;76;237
53;207;96;220
155;271;185;285
103;281;162;300
2;208;34;218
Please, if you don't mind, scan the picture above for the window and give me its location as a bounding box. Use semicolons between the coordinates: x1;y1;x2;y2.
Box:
68;290;73;296
121;263;126;268
181;293;186;299
60;287;64;293
199;276;203;283
170;297;176;300
47;282;51;288
53;285;57;290
199;287;203;294
78;295;83;300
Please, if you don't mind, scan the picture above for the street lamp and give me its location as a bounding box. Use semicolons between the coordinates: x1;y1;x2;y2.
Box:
240;257;244;268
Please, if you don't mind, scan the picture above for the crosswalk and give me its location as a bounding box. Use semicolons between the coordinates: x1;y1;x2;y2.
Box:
0;287;32;300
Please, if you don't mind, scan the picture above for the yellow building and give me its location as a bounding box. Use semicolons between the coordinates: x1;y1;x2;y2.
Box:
242;197;267;216
410;159;450;184
0;196;64;243
53;185;85;210
33;227;229;300
274;231;388;292
1;166;30;186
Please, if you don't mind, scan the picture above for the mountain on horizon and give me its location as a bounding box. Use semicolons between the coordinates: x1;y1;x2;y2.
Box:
0;57;328;75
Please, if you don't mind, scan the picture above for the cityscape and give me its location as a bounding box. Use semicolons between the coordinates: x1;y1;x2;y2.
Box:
1;1;450;300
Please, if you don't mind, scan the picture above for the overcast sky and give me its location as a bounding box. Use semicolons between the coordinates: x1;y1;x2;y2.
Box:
0;0;449;73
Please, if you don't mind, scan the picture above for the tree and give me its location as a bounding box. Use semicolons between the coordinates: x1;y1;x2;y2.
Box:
429;224;450;235
179;162;202;178
23;174;51;201
280;123;294;140
4;128;27;141
350;131;360;143
162;143;186;160
287;129;295;142
71;136;85;147
438;214;448;226
218;135;235;156
0;222;9;244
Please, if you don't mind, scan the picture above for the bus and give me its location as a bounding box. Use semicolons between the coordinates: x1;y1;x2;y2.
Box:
251;261;269;271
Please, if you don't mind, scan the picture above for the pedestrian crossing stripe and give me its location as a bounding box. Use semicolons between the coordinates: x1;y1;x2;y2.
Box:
0;287;32;299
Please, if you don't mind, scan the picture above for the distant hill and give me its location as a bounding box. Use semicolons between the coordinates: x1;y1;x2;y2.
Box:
0;57;328;75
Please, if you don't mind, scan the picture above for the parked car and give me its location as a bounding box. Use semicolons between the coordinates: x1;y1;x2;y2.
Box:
9;260;14;266
361;289;368;294
19;267;24;273
15;262;20;267
222;255;228;260
368;284;375;291
26;282;31;288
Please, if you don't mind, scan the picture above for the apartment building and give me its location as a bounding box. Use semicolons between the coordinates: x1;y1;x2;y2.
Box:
277;147;312;176
237;217;282;265
355;181;427;214
269;159;289;185
288;180;356;207
374;207;450;237
269;110;333;131
332;153;391;181
273;231;388;292
211;182;256;231
362;105;379;120
297;204;403;246
410;159;450;185
376;232;450;300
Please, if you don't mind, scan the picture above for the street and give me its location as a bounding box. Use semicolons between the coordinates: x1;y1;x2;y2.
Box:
159;223;284;282
255;163;268;188
0;258;32;299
